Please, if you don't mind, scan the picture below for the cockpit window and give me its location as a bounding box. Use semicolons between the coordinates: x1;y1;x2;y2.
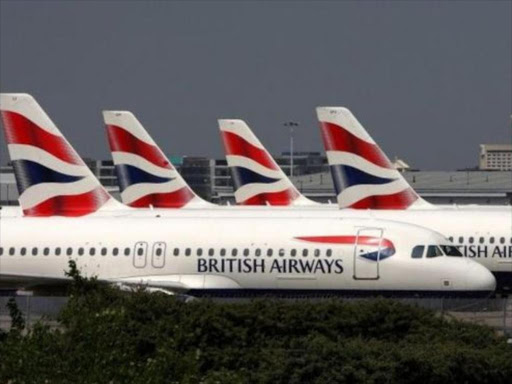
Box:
440;245;463;257
426;245;443;258
411;245;424;259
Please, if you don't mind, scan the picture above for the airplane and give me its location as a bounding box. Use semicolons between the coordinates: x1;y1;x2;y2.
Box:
315;106;512;290
0;93;496;297
218;119;321;206
103;110;214;208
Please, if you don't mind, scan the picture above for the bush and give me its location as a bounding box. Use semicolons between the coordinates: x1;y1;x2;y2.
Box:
0;262;510;383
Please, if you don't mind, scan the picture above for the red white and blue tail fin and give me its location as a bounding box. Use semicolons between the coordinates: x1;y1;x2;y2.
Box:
103;111;212;208
0;93;121;216
218;119;319;206
316;107;431;210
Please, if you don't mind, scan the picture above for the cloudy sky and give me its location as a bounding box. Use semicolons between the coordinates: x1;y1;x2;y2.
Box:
0;1;510;170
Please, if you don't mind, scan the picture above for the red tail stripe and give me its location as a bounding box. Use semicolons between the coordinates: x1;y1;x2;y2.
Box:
348;189;418;210
295;235;394;249
22;187;110;217
319;122;393;169
128;187;195;208
1;111;83;165
239;188;299;206
106;125;172;169
221;131;279;171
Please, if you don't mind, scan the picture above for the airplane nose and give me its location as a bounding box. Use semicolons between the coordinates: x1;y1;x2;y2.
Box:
466;263;496;292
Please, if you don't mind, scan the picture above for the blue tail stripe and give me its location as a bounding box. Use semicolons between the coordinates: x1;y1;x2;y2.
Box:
12;159;85;195
230;166;280;189
115;164;173;192
330;164;396;192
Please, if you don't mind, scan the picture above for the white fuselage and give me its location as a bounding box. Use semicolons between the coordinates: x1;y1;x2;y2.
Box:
0;214;496;296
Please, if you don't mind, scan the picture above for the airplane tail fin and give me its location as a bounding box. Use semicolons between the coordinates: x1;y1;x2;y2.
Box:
218;119;318;206
0;93;120;216
103;111;211;208
316;107;432;210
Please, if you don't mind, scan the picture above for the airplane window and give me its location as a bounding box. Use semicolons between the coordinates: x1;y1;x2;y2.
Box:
137;247;143;256
314;249;320;257
440;245;463;257
426;245;443;258
279;249;285;257
101;247;107;256
67;247;73;256
479;237;484;244
43;247;50;256
489;237;495;244
232;249;238;257
124;248;130;256
0;247;3;256
173;248;179;256
78;248;84;256
448;237;453;242
220;248;226;257
243;249;249;257
208;248;214;256
113;248;119;256
291;249;297;257
458;237;463;244
326;249;332;257
185;248;191;256
9;247;15;256
302;249;308;257
500;237;505;244
510;237;512;244
55;247;61;256
197;248;203;257
156;248;163;257
267;249;273;257
411;246;424;259
21;247;27;256
90;248;96;256
255;249;261;257
468;237;474;244
32;248;38;256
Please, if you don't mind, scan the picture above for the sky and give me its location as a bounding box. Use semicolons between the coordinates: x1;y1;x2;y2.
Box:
0;0;510;170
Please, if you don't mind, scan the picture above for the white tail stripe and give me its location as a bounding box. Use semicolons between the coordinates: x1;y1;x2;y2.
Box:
111;152;178;179
19;178;100;209
0;94;61;136
225;155;284;179
121;180;186;205
218;119;266;149
316;107;375;144
326;151;400;179
9;144;91;177
103;111;156;145
235;179;292;203
337;179;411;208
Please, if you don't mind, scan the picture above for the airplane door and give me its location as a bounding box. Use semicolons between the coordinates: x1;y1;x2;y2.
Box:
152;242;166;269
353;228;382;280
133;242;148;268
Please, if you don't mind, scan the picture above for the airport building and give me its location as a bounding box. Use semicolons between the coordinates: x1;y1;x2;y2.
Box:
1;151;511;206
479;144;512;171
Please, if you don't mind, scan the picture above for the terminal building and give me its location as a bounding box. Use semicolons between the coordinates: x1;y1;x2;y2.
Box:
1;148;511;207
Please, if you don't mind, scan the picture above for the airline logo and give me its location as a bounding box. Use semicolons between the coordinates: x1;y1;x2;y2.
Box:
296;235;395;261
0;94;110;217
219;119;304;206
104;111;197;208
317;107;424;210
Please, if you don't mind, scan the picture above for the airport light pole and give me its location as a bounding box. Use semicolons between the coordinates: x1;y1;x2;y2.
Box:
283;121;299;177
